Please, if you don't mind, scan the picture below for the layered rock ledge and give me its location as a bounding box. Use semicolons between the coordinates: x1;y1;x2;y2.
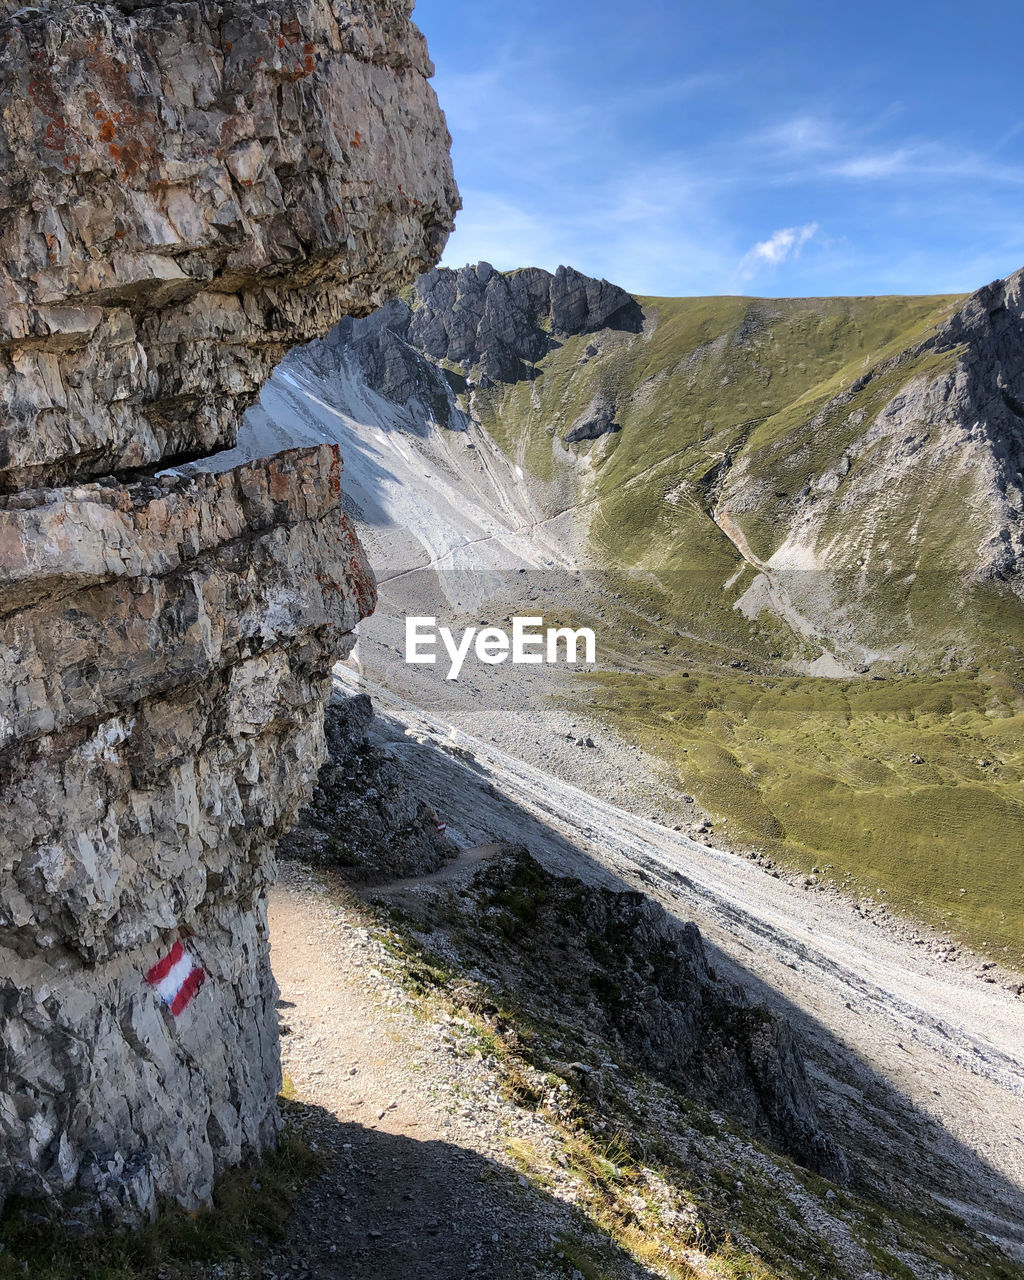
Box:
0;0;456;1222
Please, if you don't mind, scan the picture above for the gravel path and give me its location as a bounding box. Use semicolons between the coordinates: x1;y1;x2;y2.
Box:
264;862;651;1280
332;661;1024;1257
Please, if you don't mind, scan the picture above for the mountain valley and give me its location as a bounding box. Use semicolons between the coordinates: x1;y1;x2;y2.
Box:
217;260;1024;964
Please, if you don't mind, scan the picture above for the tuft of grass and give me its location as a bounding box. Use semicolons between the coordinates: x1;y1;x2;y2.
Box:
551;1128;777;1280
0;1129;323;1280
547;1233;620;1278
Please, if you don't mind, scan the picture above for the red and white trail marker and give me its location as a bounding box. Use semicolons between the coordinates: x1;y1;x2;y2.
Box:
145;941;206;1016
436;822;447;834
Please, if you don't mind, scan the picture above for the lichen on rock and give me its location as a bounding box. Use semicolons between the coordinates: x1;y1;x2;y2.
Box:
0;0;457;1225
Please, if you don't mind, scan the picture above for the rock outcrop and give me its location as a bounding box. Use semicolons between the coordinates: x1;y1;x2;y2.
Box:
287;262;643;419
563;397;621;444
278;691;458;880
409;262;642;387
898;269;1024;582
0;0;457;1224
456;847;847;1181
298;297;471;432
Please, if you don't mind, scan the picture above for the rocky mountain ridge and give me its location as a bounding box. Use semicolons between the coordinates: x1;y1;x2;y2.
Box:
287;260;643;439
719;266;1024;656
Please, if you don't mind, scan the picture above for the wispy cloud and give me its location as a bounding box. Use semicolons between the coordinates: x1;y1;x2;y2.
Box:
755;115;839;159
830;149;915;180
827;144;1024;186
735;223;819;281
752;114;1024;188
423;16;1024;297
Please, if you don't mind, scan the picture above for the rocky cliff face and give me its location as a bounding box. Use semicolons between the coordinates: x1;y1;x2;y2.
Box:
286;261;644;427
0;0;456;1223
407;261;643;386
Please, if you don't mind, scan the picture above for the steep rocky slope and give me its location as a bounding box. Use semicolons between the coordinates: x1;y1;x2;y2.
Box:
282;691;845;1179
0;0;456;1223
277;691;459;879
719;270;1024;666
427;844;846;1179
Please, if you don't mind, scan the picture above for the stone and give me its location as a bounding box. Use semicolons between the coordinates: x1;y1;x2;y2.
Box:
278;693;457;882
0;0;457;1225
0;0;458;492
563;399;621;446
452;846;848;1182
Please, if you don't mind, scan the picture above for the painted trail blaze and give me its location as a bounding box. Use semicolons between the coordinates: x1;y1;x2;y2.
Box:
145;941;206;1016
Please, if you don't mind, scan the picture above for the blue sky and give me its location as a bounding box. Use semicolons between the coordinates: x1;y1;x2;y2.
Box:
414;0;1024;297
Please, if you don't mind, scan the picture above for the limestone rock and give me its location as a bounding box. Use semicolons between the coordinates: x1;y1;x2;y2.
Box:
309;299;469;431
323;262;640;392
411;263;642;387
549;264;641;337
0;0;457;491
0;0;456;1224
279;692;457;881
419;845;847;1181
563;397;621;445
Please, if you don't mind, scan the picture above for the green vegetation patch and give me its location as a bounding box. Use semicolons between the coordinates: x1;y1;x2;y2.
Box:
0;1127;322;1280
589;667;1024;962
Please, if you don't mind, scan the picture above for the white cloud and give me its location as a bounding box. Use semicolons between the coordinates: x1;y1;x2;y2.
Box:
441;169;738;297
830;149;914;180
736;223;819;281
755;115;839;159
828;143;1024;186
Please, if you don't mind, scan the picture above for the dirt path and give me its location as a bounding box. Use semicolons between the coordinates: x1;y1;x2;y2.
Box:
264;862;643;1280
333;666;1024;1256
376;842;502;894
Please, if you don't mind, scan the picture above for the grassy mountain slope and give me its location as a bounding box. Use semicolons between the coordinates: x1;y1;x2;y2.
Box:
466;279;1024;959
473;291;1001;661
590;666;1024;962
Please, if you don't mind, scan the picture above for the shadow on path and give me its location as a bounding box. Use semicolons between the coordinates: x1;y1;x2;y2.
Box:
263;1102;655;1280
